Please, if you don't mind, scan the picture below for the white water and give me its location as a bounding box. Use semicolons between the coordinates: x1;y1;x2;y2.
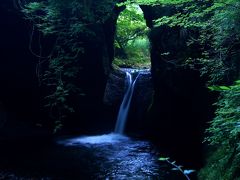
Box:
59;133;129;145
114;71;140;134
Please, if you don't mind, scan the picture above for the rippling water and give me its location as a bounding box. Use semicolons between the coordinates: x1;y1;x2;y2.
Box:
58;133;186;179
0;134;190;179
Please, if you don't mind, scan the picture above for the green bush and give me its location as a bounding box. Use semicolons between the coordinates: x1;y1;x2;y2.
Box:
199;81;240;180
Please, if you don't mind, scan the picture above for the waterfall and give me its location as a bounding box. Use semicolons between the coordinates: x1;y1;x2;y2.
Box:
114;71;140;134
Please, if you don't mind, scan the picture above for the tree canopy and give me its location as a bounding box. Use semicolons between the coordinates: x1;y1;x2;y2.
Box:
113;4;150;67
115;4;147;50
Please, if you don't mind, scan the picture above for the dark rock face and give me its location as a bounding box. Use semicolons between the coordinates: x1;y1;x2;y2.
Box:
0;1;43;134
61;5;124;134
127;71;154;134
103;69;154;134
0;0;122;135
139;5;216;168
103;69;126;106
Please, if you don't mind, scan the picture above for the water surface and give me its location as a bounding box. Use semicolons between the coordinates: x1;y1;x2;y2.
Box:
0;134;187;179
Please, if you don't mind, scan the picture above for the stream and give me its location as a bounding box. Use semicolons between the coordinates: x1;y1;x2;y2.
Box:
0;134;192;179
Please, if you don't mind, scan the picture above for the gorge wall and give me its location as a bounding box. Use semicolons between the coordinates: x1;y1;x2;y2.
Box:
0;1;216;168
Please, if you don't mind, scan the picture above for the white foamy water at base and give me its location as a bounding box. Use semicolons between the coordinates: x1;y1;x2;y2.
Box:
58;133;129;145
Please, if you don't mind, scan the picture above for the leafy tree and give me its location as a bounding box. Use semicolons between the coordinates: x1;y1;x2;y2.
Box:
113;4;150;67
207;81;240;147
198;81;240;179
115;4;148;58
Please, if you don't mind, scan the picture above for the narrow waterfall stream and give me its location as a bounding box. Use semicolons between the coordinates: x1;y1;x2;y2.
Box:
115;71;140;134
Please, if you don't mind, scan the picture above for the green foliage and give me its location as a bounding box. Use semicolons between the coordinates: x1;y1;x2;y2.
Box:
206;81;240;146
200;81;240;179
113;4;150;68
198;0;240;84
119;0;240;84
198;1;240;176
158;157;194;180
117;0;193;7
21;0;115;132
198;146;239;180
23;2;45;13
115;4;148;49
22;1;87;132
208;86;231;91
113;37;151;68
118;1;240;179
158;157;169;161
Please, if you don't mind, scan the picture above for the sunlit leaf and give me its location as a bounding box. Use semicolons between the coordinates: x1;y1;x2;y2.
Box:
158;157;170;161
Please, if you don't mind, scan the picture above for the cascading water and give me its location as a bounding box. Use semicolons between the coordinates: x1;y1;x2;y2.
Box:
114;71;140;134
